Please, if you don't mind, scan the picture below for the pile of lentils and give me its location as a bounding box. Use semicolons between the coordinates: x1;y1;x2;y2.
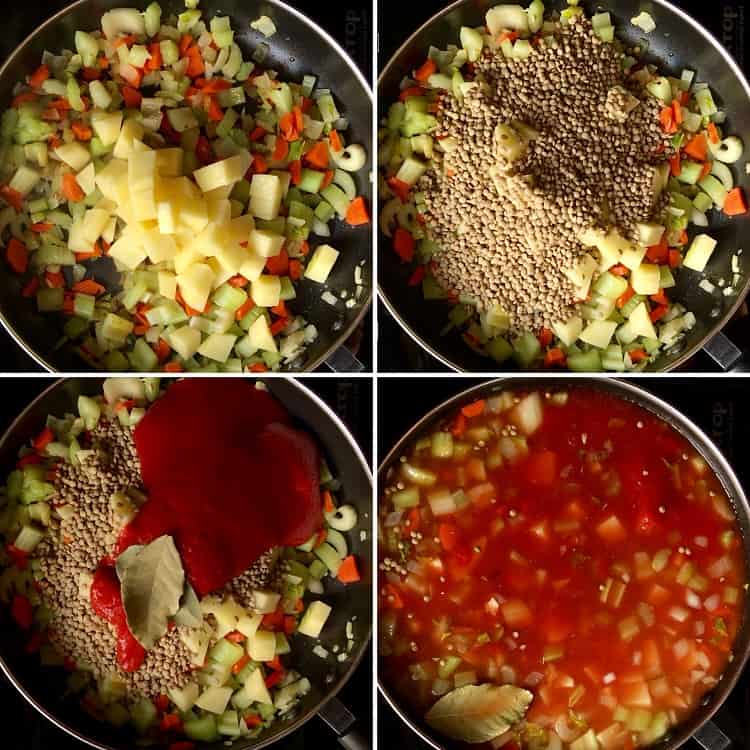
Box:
34;418;280;700
422;16;672;333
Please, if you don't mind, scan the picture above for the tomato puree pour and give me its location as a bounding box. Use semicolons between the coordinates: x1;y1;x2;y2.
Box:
379;388;747;750
114;379;322;597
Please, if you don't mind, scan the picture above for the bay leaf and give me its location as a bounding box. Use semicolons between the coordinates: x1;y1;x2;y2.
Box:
115;545;143;581
120;535;185;649
174;582;203;628
425;684;533;744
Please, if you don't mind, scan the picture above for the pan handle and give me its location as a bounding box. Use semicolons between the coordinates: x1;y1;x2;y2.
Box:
693;720;732;750
318;696;370;750
702;332;743;371
325;346;365;373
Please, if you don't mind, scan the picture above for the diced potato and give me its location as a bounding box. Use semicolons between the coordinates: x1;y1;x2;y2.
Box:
169;682;199;713
563;253;597;299
203;185;234;202
67;220;92;253
631;263;660;295
157;201;177;234
249;174;283;220
636;223;665;246
128;149;157;193
510;392;543;435
76;162;97;195
55;142;91;172
241;315;277;354
177;262;215;312
169;325;201;359
486;4;529;36
108;233;147;270
252;591;281;614
298;601;332;638
193;153;251;193
206;257;235;290
248;229;284;258
305;244;340;283
198;332;237;363
187;223;225;258
102;216;117;244
251;276;281;307
91;110;123;146
243;667;273;706
195;686;233;715
131;189;157;221
627;302;657;340
158;270;177;300
207;198;232;225
552;316;583;348
246;631;276;662
113;118;145;160
215;241;249;275
174;245;208;275
95;159;129;203
155;148;184;177
580;320;617;349
238;249;266;282
142;230;178;263
226;214;255;245
683;234;718;272
81;208;111;245
179;197;209;234
597;515;627;543
619;244;647;271
236;614;262;638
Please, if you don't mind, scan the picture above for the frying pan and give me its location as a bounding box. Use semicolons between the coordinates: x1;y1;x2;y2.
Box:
0;377;372;750
0;0;372;372
378;0;750;372
378;377;750;750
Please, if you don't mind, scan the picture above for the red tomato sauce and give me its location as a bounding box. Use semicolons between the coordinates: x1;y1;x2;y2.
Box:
92;379;322;670
379;388;747;750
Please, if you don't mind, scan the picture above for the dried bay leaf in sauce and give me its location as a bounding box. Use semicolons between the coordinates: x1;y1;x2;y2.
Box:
174;582;203;628
425;684;533;744
115;544;143;581
120;535;185;649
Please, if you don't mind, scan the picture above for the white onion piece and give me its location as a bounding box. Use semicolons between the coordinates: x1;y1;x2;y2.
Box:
555;715;584;743
384;511;403;528
524;672;544;687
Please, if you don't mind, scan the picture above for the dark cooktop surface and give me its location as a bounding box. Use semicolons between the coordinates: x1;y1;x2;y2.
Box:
377;0;749;373
377;375;750;749
0;377;372;749
0;0;372;372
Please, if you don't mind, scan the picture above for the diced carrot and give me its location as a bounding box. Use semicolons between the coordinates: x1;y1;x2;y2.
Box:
669;153;681;177
186;45;205;77
195;77;232;93
461;399;485;418
299;240;310;256
206;95;223;122
305;141;329;169
338;555;361;584
451;412;466;437
271;300;288;318
279;110;300;142
49;97;71;111
225;630;246;645
646;238;669;263
629;349;649;363
672;99;683;125
272;136;289;161
668;249;682;268
145;42;163;71
684;133;708;161
345;196;370;226
659;107;676;134
544;348;566;367
525;450;557;486
120;65;143;89
249;126;266;141
288;259;302;281
162;362;184;373
121;85;142;108
97;55;110;70
408;265;426;286
610;264;629;277
700;162;712;179
11;92;38;107
30;222;54;233
678;229;689;245
45;271;65;288
21;277;39;297
29;64;50;89
393;228;415;262
179;34;193;56
293;106;303;133
228;275;248;288
6;238;28;274
113;34;136;49
195;135;213;166
245;714;263;728
62;173;85;203
235;297;255;321
538;326;553;348
649;306;668;323
439;523;459;551
252;153;268;174
650;290;669;306
0;184;24;211
329;129;343;153
265;248;289;276
41;108;61;122
269;317;288;336
11;594;33;629
33;426;54;452
153;338;171;363
321;169;334;189
71;121;93;141
616;286;635;309
399;85;425;102
386;176;411;203
322;490;335;514
414;58;437;83
72;279;105;296
288;159;302;185
300;96;313;114
724;187;748;216
498;31;520;43
80;67;101;81
707;122;720;145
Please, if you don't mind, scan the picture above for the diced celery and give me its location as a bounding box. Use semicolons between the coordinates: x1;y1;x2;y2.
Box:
177;9;202;33
184;715;219;742
316;93;339;124
66;76;85;112
213;283;247;310
37;287;64;312
567;350;603;372
160;39;179;65
487;336;513;363
73;293;96;320
75;31;99;67
513;332;541;368
298;169;326;194
127;338;159;371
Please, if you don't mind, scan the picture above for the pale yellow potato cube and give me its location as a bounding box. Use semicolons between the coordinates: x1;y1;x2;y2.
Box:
579;320;617;349
244;315;278;354
248;229;284;258
157;201;177;234
131;139;150;153
206;257;236;290
155;148;184;177
305;244;340;283
226;215;255;245
76;163;96;196
81;209;111;245
95;159;129;203
179;197;209;234
208;198;231;225
108;234;147;270
620;244;647;271
193;152;251;193
143;230;178;263
113;118;145;160
215;241;249;275
188;223;225;258
158;270;178;300
269;170;292;197
176;262;215;312
631;263;661;295
251;275;281;307
131;189;157;222
67;220;92;253
683;234;718;272
198;332;237;363
91;110;123;147
55;142;91;172
249;174;283;220
238;249;266;283
102;217;117;244
128;150;157;193
203;185;234;202
174;245;208;275
169;326;202;359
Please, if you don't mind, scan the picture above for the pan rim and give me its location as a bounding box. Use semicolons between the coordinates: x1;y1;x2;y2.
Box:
0;0;373;373
376;0;750;373
0;376;373;750
375;375;750;750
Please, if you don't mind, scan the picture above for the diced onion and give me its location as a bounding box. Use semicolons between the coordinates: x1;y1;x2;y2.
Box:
669;606;689;623
704;594;721;612
707;556;732;579
384;511;403;527
686;590;702;609
524;671;544;687
673;639;689;659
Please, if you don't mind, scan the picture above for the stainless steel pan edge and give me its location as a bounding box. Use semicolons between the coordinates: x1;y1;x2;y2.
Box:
377;377;750;750
0;0;373;372
377;0;750;373
0;377;373;750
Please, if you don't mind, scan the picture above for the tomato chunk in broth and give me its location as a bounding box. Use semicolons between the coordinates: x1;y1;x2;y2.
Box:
379;389;747;750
